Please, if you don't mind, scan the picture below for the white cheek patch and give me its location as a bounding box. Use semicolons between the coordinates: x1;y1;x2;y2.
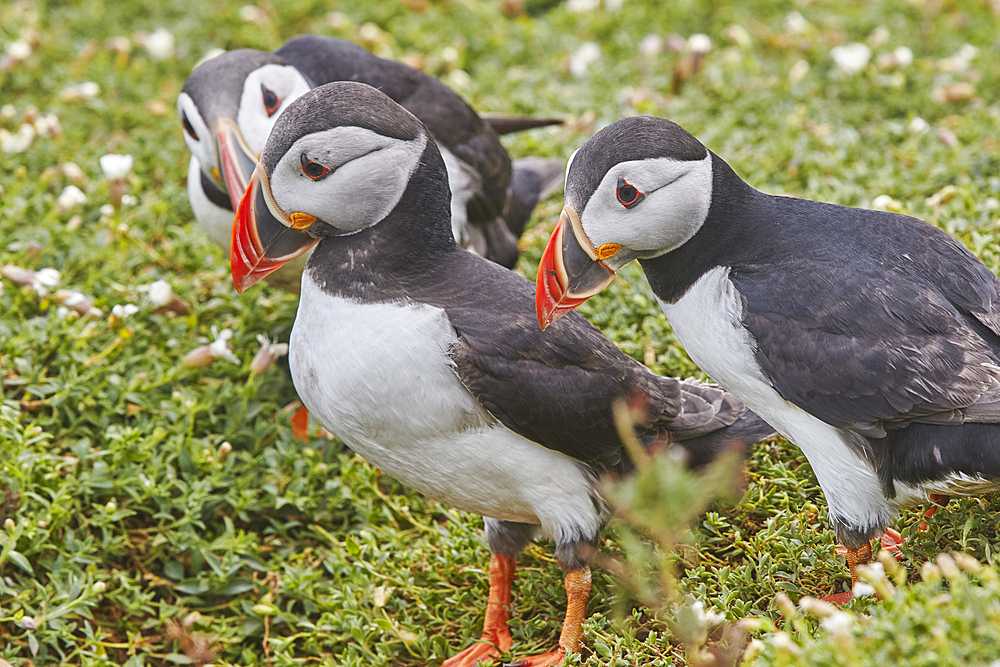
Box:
580;154;713;255
177;92;215;172
270;126;427;232
237;64;312;155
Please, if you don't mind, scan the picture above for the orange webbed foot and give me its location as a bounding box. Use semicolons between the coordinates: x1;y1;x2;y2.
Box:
442;634;511;667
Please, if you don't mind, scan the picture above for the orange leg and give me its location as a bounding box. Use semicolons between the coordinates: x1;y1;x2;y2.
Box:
824;542;873;606
506;567;591;667
442;554;515;667
918;494;950;531
290;404;310;441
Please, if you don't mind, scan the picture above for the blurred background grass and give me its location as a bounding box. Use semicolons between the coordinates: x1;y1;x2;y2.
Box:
1;0;999;664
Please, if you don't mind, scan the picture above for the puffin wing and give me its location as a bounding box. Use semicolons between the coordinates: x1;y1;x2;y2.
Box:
735;219;1000;437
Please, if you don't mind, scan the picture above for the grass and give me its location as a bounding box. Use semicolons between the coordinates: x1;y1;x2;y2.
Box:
1;0;1000;664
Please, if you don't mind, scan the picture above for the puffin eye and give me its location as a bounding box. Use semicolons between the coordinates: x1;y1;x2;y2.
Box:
300;154;330;180
261;84;281;117
181;112;198;141
616;178;645;209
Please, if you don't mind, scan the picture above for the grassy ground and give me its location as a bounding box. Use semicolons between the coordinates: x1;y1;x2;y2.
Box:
1;0;999;664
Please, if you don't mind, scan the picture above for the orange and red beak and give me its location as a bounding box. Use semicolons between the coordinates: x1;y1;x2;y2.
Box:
231;165;319;292
535;206;618;329
213;118;260;210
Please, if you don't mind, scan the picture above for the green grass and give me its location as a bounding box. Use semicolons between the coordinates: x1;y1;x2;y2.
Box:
1;0;1000;664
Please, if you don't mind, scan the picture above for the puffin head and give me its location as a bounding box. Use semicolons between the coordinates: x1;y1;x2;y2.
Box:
231;81;431;292
535;116;714;329
177;49;312;209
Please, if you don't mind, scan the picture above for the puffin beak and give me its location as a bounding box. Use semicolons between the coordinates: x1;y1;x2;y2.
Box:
231;165;319;293
213;118;260;210
536;206;617;330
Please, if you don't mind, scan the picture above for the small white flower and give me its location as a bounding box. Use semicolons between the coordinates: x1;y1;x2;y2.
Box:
893;46;913;67
59;81;100;101
852;581;876;597
1;124;36;153
788;59;810;84
831;42;871;75
144;28;175;61
567;0;600;11
34;112;62;138
57;185;87;210
639;34;663;58
32;268;61;296
145;279;174;307
100;153;133;180
908;116;930;134
871;194;902;212
868;26;890;48
724;24;752;49
121;193;138;206
688;33;712;55
569;41;601;77
100;204;114;216
821;610;855;634
250;334;289;373
111;303;139;319
0;104;15;119
604;0;625;11
61;161;85;184
239;5;270;25
784;11;811;35
5;39;31;62
105;36;131;53
691;600;725;626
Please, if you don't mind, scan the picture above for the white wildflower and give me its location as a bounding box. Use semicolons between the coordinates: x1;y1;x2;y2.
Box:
784;11;811;35
32;268;61;296
143;28;175;61
0;104;15;119
111;303;139;319
59;81;100;101
893;46;913;67
852;581;876;597
569;41;601;77
145;279;173;307
831;42;871;75
1;124;36;153
239;5;270;25
821;610;855;634
250;334;289;373
57;185;87;211
871;194;902;212
54;289;102;317
691;600;725;626
5;39;31;63
724;24;752;49
34;112;62;138
604;0;625;11
908;116;930;134
567;0;600;11
99;153;133;180
688;33;712;55
61;161;85;184
788;59;810;84
209;328;237;362
105;36;131;53
121;193;138;206
868;26;890;48
938;43;976;72
99;204;114;216
639;34;663;58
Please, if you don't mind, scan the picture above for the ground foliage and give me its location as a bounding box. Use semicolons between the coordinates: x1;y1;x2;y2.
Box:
1;0;1000;664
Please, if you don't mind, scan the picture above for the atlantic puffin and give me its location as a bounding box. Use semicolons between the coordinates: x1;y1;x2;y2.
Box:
535;115;1000;596
177;35;563;286
230;83;775;665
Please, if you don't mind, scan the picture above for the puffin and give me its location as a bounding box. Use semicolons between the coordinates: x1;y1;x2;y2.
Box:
177;35;564;288
535;115;1000;597
230;83;775;665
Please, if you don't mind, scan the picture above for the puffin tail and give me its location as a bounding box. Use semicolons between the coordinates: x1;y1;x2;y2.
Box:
649;380;775;470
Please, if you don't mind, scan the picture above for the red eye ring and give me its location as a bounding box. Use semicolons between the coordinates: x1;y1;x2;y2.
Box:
616;178;645;208
261;84;281;117
300;154;329;180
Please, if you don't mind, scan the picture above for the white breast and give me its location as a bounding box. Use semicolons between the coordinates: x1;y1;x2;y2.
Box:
186;156;234;249
289;271;600;543
657;266;910;535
